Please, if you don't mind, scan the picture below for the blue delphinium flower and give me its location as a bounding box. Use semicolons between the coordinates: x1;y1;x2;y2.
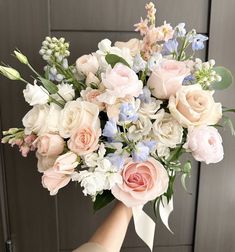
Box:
103;120;118;138
191;34;208;51
174;23;186;38
132;53;147;73
138;86;152;103
119;103;138;122
107;153;125;171
147;52;162;72
162;39;179;55
132;142;150;162
183;75;196;85
142;140;157;152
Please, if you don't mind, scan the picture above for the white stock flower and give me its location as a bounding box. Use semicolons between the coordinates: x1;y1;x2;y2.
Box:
153;109;183;148
128;114;152;141
138;98;162;119
23;81;49;106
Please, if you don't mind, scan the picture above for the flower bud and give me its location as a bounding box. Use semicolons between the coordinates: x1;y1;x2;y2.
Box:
14;50;29;65
0;66;21;80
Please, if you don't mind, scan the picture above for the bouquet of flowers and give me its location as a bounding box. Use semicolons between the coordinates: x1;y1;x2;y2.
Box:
1;2;234;250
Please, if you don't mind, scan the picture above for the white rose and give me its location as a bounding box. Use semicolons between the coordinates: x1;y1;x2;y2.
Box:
76;54;99;76
23;81;49;106
85;72;101;87
168;84;222;127
59;100;100;138
139;98;162;119
36;152;57;173
23;104;49;135
128;114;152;141
153;109;183;147
115;38;141;57
52;83;75;102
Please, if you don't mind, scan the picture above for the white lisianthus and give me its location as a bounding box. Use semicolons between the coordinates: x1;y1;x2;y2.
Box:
52;83;75;102
23;81;49;106
153;109;183;148
139;98;162;119
23;104;49;135
128;114;152;141
59;100;100;138
96;39;133;69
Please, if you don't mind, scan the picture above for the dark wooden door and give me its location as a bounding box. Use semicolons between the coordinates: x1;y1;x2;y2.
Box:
0;1;234;252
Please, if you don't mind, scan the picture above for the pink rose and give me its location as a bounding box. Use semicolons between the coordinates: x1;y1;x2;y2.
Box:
76;54;99;76
42;152;79;195
111;157;169;207
147;60;190;99
184;126;224;164
81;87;105;111
68;127;101;156
98;63;143;105
34;133;64;157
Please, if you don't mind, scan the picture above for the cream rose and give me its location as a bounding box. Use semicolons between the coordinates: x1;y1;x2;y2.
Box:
68;127;101;156
111;157;169;207
34;133;64;157
59;100;100;138
76;54;99;76
139;98;162;119
98;63;143;105
115;38;141;57
153;109;183;147
147;60;190;99
168;84;222;127
23;104;49;135
81;87;105;111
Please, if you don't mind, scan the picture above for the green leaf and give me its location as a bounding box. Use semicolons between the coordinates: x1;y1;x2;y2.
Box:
38;77;58;94
223;108;235;113
93;190;115;212
182;161;192;174
167;146;184;162
164;175;176;202
105;54;130;68
211;66;233;90
222;115;235;136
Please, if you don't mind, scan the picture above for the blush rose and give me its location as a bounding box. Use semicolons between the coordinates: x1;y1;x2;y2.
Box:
111;157;169;207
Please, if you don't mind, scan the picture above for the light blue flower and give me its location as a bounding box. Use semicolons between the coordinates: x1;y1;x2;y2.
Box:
103;120;118;138
162;39;179;55
119;103;138;122
142;140;157;152
183;75;196;85
174;23;186;38
138;86;152;103
132;53;147;73
147;52;162;72
132;142;150;162
190;34;208;51
107;153;125;170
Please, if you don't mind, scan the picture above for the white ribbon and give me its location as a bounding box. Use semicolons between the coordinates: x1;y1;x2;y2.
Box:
132;206;156;251
159;196;174;234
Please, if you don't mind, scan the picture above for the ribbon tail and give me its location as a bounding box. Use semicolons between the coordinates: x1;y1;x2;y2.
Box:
132;206;155;251
159;196;174;234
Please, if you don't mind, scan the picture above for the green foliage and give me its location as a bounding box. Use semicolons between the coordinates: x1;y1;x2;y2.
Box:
93;190;115;212
181;161;192;194
38;77;58;94
211;66;233;90
164;174;176;202
167;146;184;163
222;115;235;136
105;54;130;68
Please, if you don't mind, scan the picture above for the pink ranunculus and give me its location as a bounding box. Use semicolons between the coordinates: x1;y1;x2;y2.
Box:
68;127;101;156
111;157;169;207
184;126;224;164
147;60;190;99
34;133;64;157
98;63;143;105
42;152;79;195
